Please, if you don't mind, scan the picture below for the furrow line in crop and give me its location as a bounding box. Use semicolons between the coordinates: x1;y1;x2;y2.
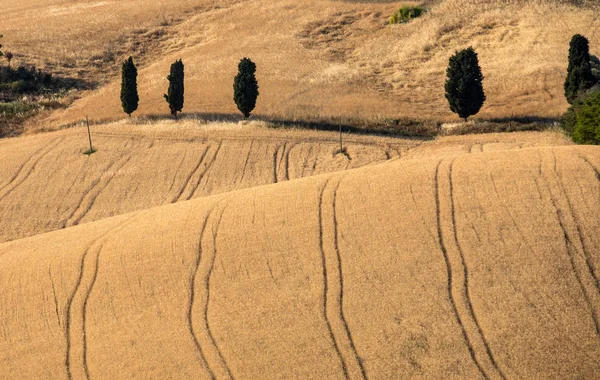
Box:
551;150;600;295
332;175;367;380
448;160;506;379
188;205;219;380
0;137;63;203
173;146;209;202
195;201;234;379
65;154;132;227
434;159;489;380
64;215;137;380
317;176;349;379
195;141;223;198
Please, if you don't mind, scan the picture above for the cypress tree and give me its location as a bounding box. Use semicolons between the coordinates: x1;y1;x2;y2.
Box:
164;59;184;119
120;56;139;117
564;34;596;104
233;57;259;118
445;47;486;122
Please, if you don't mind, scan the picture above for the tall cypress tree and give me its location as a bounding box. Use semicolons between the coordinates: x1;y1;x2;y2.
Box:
445;47;486;122
233;58;259;118
164;59;184;119
565;34;596;104
120;56;139;117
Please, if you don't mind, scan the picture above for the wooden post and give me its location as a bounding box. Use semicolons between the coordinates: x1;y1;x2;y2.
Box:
86;115;93;153
339;120;343;153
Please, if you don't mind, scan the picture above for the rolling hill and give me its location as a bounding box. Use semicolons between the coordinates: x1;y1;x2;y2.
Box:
0;126;598;379
0;0;596;131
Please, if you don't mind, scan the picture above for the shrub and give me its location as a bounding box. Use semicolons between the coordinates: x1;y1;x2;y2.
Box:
565;34;596;104
590;55;600;82
561;105;578;136
445;47;486;121
389;5;424;24
163;59;184;119
233;57;259;118
572;90;600;144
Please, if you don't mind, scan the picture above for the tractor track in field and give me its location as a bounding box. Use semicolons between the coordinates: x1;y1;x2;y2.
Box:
188;205;219;380
577;153;600;181
317;176;348;379
64;214;139;380
63;153;133;228
284;142;298;181
191;200;234;380
195;142;223;198
237;140;254;184
173;146;210;202
318;174;366;380
434;159;500;380
332;175;367;380
0;137;63;203
539;151;600;336
448;160;506;379
551;151;600;295
168;151;189;193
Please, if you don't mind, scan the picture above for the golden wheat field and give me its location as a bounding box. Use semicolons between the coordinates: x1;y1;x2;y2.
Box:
0;123;599;379
2;0;600;379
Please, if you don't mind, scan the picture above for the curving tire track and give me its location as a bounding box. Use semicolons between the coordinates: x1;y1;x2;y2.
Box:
192;201;234;380
0;137;63;203
63;153;133;228
236;140;254;185
172;146;210;202
539;151;600;336
332;175;367;380
193;142;223;199
64;215;139;380
284;142;298;181
187;206;219;380
318;175;366;380
448;160;506;379
434;159;495;380
577;153;600;181
550;151;600;295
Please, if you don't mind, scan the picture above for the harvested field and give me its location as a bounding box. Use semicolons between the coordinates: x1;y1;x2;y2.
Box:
0;126;598;378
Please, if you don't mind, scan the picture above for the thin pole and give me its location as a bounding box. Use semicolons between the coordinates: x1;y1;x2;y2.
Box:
339;120;343;153
86;115;93;153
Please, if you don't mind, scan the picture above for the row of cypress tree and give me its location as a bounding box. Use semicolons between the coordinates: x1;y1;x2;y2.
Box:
120;57;259;119
120;36;598;142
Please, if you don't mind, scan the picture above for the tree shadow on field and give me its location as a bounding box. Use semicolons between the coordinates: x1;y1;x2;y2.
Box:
140;112;438;141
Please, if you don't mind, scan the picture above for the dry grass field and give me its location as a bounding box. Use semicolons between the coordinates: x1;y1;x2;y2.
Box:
0;124;599;378
2;0;600;378
0;0;596;131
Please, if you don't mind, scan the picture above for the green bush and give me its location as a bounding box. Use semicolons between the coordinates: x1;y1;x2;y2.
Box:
389;5;424;24
561;105;578;136
572;90;600;144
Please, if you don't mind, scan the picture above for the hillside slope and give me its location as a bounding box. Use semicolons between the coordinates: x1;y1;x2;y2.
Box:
0;144;599;379
19;0;597;129
0;121;569;243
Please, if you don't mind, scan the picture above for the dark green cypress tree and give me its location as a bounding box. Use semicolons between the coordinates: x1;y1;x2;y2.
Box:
164;59;184;119
445;47;486;122
120;56;139;117
233;57;259;118
564;34;596;104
